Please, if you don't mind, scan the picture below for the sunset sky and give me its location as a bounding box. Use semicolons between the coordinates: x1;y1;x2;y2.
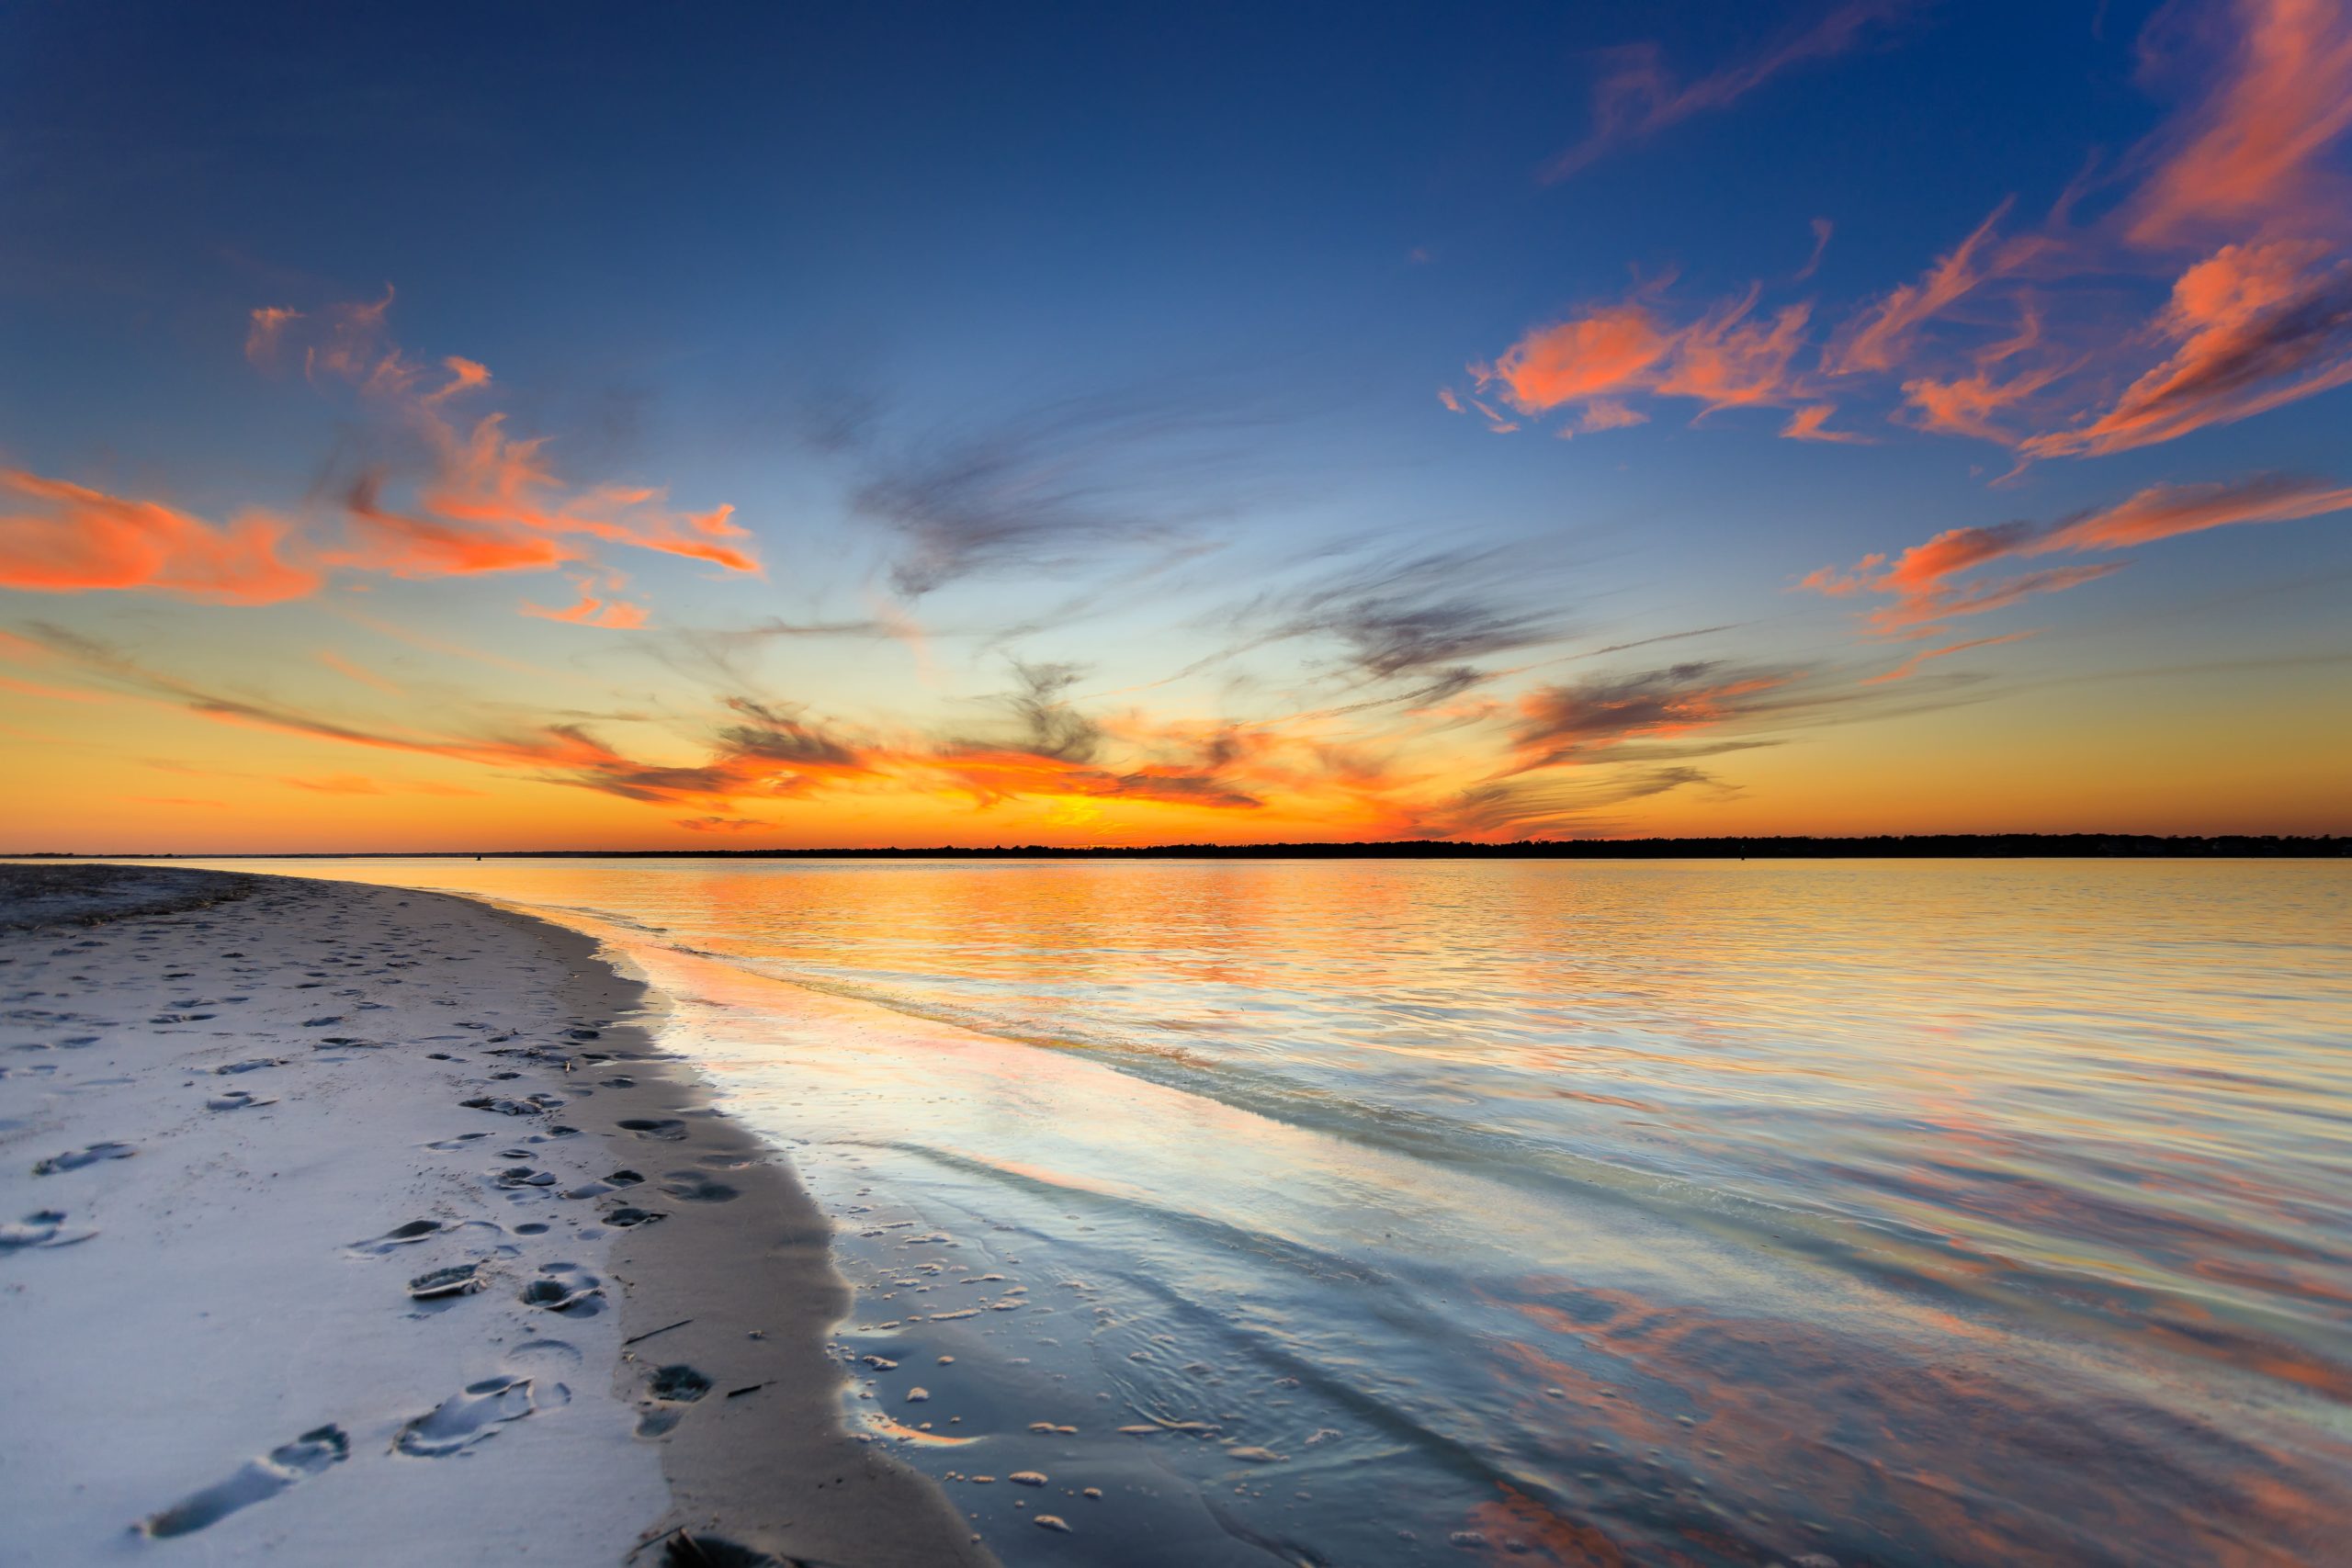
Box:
4;0;2349;850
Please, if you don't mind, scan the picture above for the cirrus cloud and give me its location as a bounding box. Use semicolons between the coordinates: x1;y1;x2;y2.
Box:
0;469;318;604
3;291;757;622
1801;471;2352;636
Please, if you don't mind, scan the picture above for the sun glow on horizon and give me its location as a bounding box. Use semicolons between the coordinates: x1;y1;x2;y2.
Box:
4;0;2349;849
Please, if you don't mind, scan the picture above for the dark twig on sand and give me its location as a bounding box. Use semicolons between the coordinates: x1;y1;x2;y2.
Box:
623;1317;694;1347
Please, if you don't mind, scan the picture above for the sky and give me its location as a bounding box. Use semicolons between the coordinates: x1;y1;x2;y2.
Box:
2;0;2348;850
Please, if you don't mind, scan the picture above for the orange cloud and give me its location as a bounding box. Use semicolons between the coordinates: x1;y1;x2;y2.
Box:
1877;520;2044;598
1652;294;1812;413
275;291;757;585
523;578;652;629
0;468;318;604
7;291;755;615
1864;562;2120;635
421;355;491;404
244;306;302;367
2022;241;2352;457
1781;403;1869;443
1825;199;2041;376
1863;630;2036;683
1902;365;2062;444
1898;301;2067;444
2037;473;2352;551
1463;5;2352;466
1440;384;1525;434
1464;288;1815;434
416;409;759;573
1796;552;1884;594
1476;303;1672;412
1803;471;2352;635
2126;0;2352;249
334;471;578;578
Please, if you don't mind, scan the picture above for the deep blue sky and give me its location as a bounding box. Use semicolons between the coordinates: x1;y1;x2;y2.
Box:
3;0;2348;845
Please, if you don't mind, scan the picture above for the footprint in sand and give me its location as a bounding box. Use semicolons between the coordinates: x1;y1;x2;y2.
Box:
604;1205;666;1228
139;1425;348;1538
347;1217;499;1256
0;1209;97;1251
492;1165;560;1189
520;1261;602;1314
408;1262;486;1300
352;1219;444;1253
662;1531;783;1567
461;1093;563;1117
659;1171;741;1203
563;1168;645;1200
206;1089;277;1111
213;1058;282;1075
32;1141;135;1176
635;1363;712;1437
616;1117;688;1141
394;1375;565;1458
504;1337;582;1375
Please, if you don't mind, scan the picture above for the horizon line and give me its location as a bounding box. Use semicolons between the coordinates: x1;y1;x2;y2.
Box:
12;832;2347;861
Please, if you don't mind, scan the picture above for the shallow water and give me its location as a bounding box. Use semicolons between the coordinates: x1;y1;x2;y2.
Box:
174;857;2352;1565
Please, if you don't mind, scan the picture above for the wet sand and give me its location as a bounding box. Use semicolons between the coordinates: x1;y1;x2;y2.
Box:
0;863;990;1565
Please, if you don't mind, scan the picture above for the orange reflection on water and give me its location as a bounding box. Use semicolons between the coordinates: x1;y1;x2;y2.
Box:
164;855;2352;1564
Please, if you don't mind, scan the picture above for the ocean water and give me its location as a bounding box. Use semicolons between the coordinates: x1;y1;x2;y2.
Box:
178;857;2351;1565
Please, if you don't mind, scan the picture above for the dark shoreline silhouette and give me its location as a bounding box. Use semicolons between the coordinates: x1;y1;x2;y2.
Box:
16;834;2346;861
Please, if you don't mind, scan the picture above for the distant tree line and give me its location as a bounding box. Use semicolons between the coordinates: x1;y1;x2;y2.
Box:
36;834;2345;859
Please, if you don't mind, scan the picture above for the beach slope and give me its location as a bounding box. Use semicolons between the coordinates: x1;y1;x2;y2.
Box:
0;863;989;1566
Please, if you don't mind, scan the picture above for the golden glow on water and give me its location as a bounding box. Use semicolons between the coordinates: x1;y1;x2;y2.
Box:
168;856;2352;1564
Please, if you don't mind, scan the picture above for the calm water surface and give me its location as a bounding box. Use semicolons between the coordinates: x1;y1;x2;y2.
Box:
183;858;2352;1566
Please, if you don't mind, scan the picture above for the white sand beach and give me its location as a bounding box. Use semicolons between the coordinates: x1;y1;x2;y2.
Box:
0;863;990;1566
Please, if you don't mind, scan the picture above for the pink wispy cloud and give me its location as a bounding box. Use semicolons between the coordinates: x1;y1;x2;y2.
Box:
1800;472;2352;636
1474;1;2352;464
1452;284;1822;435
2021;240;2352;457
2124;0;2352;248
1542;3;1912;181
1863;630;2038;684
522;575;653;630
0;290;756;618
0;468;317;604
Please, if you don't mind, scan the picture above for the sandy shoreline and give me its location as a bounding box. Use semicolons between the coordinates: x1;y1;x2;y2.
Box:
0;864;990;1565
